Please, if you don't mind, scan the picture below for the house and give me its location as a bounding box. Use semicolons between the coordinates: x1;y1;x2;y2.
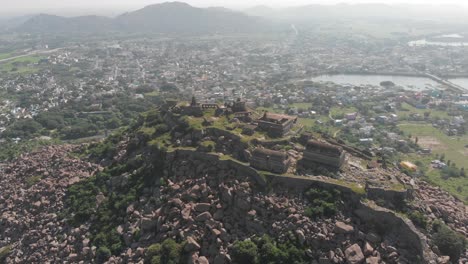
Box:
250;148;290;174
257;112;297;137
302;140;346;168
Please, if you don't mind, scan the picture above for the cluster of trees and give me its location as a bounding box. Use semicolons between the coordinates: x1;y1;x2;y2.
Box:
2;94;155;141
432;222;466;262
146;239;185;264
231;235;308;264
303;188;341;219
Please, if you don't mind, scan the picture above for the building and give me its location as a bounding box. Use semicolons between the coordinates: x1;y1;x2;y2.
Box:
232;98;248;113
302;140;346;168
257;112;297;137
250;148;290;174
183;96;203;116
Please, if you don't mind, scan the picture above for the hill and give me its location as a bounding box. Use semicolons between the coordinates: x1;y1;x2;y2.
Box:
16;2;267;35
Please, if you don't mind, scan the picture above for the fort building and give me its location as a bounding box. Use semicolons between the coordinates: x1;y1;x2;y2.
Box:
250;147;291;174
303;140;346;168
257;112;297;137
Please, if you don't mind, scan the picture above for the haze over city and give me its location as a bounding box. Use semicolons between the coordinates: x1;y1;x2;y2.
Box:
0;0;467;263
2;0;468;16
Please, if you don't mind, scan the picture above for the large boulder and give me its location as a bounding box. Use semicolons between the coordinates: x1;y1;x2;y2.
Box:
140;217;157;231
184;237;201;252
195;212;212;222
335;221;354;234
194;203;211;212
345;244;365;264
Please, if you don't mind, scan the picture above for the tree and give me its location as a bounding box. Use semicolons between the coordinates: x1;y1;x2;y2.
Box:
231;240;258;264
433;224;466;262
96;247;111;263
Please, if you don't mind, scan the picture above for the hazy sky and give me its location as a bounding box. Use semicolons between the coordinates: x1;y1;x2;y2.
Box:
2;0;468;16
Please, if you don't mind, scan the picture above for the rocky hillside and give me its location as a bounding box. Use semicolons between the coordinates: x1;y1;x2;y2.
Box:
0;107;467;264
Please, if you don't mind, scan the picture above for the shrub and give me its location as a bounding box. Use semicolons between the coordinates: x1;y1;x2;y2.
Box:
304;188;340;219
0;246;11;263
231;240;258;264
408;211;428;229
433;224;466;262
96;246;112;263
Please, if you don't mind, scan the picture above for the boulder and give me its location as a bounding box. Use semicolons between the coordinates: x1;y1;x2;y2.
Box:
335;221;354;234
363;242;373;256
198;256;210;264
437;256;450;264
365;256;380;264
140;217;157;231
296;230;306;245
195;212;212;222
194;203;211;213
184;237;201;252
345;244;365;264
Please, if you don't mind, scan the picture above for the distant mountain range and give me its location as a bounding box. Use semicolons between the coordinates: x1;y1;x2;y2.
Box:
13;2;269;35
6;2;468;36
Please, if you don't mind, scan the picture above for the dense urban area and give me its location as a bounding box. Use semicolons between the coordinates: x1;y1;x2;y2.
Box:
0;2;467;264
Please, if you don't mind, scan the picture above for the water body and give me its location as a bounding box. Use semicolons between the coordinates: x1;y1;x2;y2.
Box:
409;33;468;47
450;78;468;90
311;74;442;91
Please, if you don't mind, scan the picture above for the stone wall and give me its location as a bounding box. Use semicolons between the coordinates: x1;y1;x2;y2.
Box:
354;202;437;263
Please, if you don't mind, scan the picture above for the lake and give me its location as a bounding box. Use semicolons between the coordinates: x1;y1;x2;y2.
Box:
311;74;443;91
409;33;468;47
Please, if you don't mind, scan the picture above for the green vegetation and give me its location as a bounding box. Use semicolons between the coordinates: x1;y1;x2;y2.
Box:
432;222;467;262
26;175;42;187
407;211;428;230
0;55;44;75
232;240;258;264
0;245;11;263
397;102;450;120
231;236;309;264
304;188;341;219
96;247;112;264
145;239;185;264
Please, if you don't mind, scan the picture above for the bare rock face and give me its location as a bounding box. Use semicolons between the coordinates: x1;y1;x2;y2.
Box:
345;244;365;264
335;221;354;234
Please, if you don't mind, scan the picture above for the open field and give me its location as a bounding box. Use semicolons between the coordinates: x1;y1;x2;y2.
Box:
399;123;468;202
399;123;468;168
397;102;450;119
0;55;43;74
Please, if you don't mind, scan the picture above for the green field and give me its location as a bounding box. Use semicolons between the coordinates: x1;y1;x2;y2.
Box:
399;123;468;202
397;102;450;120
0;52;13;60
0;55;43;74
